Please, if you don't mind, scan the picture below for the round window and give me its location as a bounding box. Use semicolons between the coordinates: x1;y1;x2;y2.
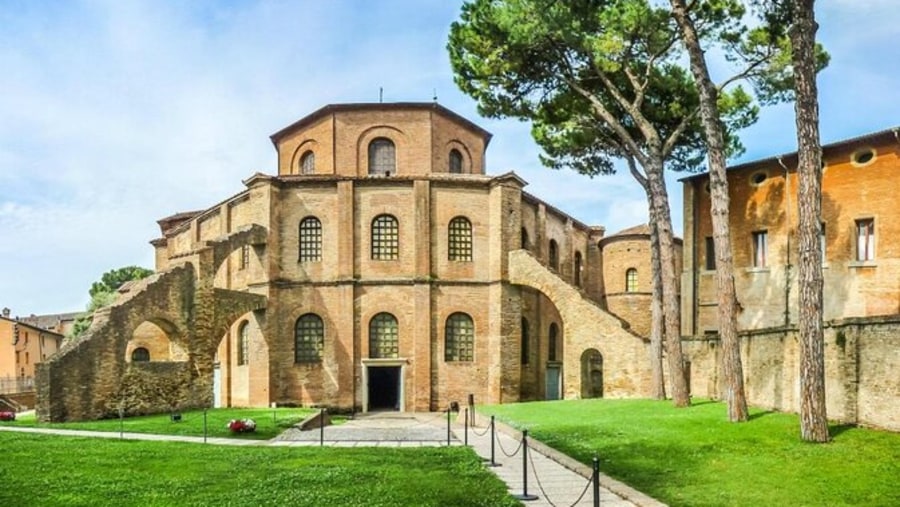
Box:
852;148;876;167
750;171;768;186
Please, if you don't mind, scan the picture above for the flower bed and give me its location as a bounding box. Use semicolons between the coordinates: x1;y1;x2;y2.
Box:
226;418;256;433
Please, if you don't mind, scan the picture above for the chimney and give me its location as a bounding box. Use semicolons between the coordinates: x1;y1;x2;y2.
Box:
1;307;9;318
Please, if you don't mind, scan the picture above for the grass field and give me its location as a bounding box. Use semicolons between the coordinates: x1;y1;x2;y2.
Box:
0;432;519;506
4;407;315;440
485;398;900;507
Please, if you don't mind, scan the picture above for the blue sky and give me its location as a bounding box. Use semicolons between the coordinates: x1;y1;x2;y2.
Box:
2;0;899;316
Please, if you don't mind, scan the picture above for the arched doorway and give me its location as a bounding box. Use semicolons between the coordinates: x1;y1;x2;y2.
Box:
126;320;186;363
581;349;603;398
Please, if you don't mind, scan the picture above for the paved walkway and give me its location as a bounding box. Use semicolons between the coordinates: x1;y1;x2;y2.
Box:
1;411;664;506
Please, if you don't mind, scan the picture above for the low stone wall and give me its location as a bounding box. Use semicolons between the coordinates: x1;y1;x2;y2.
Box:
683;316;900;431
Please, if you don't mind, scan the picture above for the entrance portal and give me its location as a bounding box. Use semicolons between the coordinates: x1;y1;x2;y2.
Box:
545;364;561;400
367;366;401;411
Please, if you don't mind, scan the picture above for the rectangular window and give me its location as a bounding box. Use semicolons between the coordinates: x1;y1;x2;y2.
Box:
705;237;716;270
752;231;768;268
856;218;875;261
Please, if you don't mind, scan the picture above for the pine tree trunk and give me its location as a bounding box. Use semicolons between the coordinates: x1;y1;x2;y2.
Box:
647;166;690;407
670;0;748;421
649;217;667;400
792;0;829;443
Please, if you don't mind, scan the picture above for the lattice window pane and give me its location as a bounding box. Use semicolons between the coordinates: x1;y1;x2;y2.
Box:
368;138;395;175
448;217;472;261
237;322;249;365
371;215;399;260
300;151;315;174
445;313;474;362
626;268;638;292
295;314;324;363
299;217;322;262
240;245;250;270
449;149;463;173
369;313;399;358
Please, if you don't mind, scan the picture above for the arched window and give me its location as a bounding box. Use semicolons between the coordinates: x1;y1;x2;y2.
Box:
369;313;399;358
548;323;559;362
295;314;324;363
448;216;473;261
237;322;249;366
368;138;396;175
299;150;315;174
449;149;463;173
520;317;530;365
299;216;322;262
371;214;399;260
574;251;583;287
445;313;474;362
548;240;559;270
625;268;638;292
521;228;529;250
131;347;150;362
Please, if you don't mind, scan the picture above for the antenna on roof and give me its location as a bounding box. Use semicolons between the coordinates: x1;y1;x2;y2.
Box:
379;87;383;103
433;89;438;103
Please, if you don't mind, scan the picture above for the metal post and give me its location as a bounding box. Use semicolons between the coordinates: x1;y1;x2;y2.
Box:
446;408;451;446
319;408;325;447
464;408;468;446
593;455;600;507
467;393;475;426
513;429;539;501
203;409;208;444
488;415;501;467
119;408;124;439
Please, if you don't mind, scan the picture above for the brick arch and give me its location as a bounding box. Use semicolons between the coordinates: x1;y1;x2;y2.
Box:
508;249;652;400
290;139;321;175
207;224;268;273
356;125;408;176
444;139;474;174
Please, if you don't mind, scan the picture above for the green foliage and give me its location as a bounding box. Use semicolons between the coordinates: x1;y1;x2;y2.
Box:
70;265;153;338
485;399;899;506
8;407;315;440
89;265;154;298
0;433;518;506
447;0;818;177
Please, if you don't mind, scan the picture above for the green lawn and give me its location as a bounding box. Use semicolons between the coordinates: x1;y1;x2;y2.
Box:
0;432;519;507
484;398;900;507
4;407;315;440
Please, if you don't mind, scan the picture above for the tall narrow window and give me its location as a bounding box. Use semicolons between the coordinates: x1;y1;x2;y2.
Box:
371;214;399;260
625;268;638;292
574;251;583;287
237;322;249;366
449;149;463;173
445;313;474;362
295;314;324;363
820;222;827;262
549;240;559;270
369;313;399;358
521;228;529;250
752;230;768;268
705;236;716;270
299;216;322;262
240;244;250;270
448;216;473;261
299;150;315;174
368;138;395;175
856;218;875;261
520;317;530;365
548;323;559;362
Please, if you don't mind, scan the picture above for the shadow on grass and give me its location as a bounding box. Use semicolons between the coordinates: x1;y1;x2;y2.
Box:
748;410;775;421
829;423;856;438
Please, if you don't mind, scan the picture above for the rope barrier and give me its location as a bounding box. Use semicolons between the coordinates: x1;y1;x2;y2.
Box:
495;428;523;457
527;443;594;507
470;420;491;437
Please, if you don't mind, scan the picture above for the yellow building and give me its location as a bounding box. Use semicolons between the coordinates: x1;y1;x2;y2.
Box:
1;308;64;396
